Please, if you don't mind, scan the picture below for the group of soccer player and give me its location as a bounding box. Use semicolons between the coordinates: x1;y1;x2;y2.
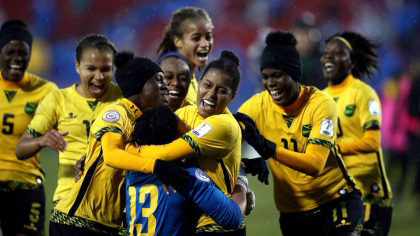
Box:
0;5;393;236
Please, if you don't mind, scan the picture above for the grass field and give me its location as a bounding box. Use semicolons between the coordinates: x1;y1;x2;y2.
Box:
40;149;420;235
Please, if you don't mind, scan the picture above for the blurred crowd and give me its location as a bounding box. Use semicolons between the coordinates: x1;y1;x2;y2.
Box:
1;0;419;209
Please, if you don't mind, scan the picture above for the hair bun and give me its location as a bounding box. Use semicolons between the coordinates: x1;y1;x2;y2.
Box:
220;50;240;67
266;31;297;47
115;51;134;69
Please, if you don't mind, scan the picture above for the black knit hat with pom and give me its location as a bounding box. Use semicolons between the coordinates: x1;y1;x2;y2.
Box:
114;51;162;98
260;31;302;81
0;20;33;51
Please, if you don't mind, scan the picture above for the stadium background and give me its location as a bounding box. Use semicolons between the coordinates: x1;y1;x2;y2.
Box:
1;0;419;235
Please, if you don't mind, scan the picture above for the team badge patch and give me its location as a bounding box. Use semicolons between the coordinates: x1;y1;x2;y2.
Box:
195;169;211;182
369;100;380;116
24;102;38;116
344;104;356;117
192;122;212;138
320;118;334;137
103;110;120;123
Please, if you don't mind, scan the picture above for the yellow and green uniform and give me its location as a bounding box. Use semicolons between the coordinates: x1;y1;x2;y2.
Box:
184;73;198;106
26;84;121;202
175;105;242;229
0;72;57;187
239;86;356;213
324;75;392;206
53;98;141;230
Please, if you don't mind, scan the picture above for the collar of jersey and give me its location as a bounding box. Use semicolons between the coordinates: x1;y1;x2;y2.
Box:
272;85;312;115
71;84;99;102
326;74;356;95
0;72;31;89
120;98;142;119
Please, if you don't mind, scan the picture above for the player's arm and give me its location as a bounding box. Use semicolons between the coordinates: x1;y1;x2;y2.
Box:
338;130;380;155
16;92;68;160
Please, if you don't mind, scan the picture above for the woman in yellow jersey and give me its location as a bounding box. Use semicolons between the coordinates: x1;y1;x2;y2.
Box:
157;6;214;106
0;20;58;236
234;31;364;236
156;51;192;111
105;51;246;235
16;34;121;204
321;32;393;236
49;51;183;235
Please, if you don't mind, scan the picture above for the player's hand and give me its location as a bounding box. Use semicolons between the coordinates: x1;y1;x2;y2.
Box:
153;159;189;192
242;158;269;185
74;155;86;182
37;129;68;152
234;112;276;160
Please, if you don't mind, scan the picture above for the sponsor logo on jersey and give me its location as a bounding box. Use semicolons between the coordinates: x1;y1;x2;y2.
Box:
103;110;120;123
195;168;211;182
344;104;356;117
368;100;380;116
192;122;212;138
65;112;78;119
24;102;38;116
302;124;312;138
320;118;334;137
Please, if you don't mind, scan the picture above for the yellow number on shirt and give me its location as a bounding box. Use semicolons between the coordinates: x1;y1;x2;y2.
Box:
128;185;158;236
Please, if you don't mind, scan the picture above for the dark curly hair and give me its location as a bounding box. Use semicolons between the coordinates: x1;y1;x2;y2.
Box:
76;34;117;63
326;31;379;80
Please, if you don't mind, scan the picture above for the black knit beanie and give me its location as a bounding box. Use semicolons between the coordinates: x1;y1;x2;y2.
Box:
0;20;33;51
260;31;302;82
115;51;162;98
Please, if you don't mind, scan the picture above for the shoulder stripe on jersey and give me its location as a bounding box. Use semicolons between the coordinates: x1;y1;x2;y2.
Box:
376;152;390;200
308;138;334;149
68;149;103;216
26;127;42;138
332;146;357;189
181;134;201;157
362;120;380;131
95;127;123;141
219;159;232;195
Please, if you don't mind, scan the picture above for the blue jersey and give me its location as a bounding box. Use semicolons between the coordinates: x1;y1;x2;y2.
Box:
126;166;242;236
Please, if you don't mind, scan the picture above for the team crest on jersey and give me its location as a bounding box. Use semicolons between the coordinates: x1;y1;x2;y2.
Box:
24;102;38;116
369;100;380;116
195;169;211;182
320;118;334;137
344;104;356;117
302;124;312;138
192;122;212;138
103;110;120;123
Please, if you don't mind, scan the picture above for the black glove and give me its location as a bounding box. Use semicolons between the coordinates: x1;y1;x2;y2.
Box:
242;158;269;185
153;159;189;192
234;112;276;160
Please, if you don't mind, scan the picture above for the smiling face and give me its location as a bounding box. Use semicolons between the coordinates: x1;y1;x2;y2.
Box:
0;40;31;82
174;19;213;70
261;68;300;106
197;69;235;118
160;57;192;111
76;48;114;98
320;38;353;85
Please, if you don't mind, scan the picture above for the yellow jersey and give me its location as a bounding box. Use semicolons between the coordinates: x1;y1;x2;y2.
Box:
0;72;57;185
324;75;392;205
54;98;141;228
175;105;242;227
184;73;198;105
238;86;355;213
27;83;121;201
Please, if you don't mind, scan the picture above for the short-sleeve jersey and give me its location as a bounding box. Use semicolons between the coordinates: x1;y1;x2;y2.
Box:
175;105;242;227
324;75;392;203
54;98;142;228
239;86;355;213
184;73;198;105
27;83;121;201
0;72;57;185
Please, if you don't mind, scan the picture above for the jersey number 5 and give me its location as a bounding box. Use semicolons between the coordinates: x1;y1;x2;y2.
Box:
2;113;14;135
128;185;158;236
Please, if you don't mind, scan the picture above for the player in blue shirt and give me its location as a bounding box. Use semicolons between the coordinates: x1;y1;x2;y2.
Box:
125;105;245;236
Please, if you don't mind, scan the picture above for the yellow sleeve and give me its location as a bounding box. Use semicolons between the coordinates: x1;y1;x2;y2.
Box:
238;96;260;121
26;91;59;137
338;130;381;155
91;105;127;141
308;97;337;148
102;132;155;173
125;138;193;161
273;144;330;177
358;87;381;131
